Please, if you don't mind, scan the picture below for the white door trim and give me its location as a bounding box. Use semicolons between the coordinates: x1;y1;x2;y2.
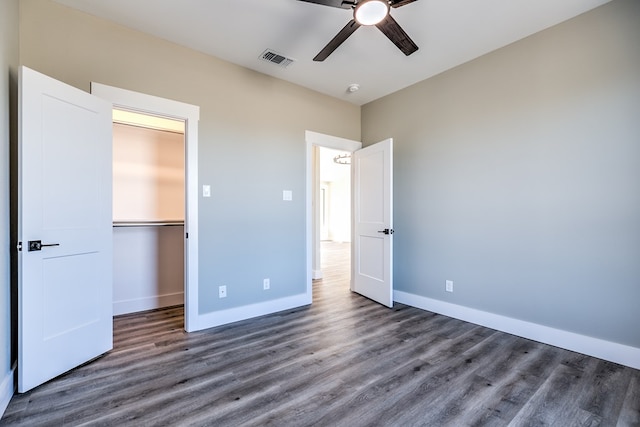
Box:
305;130;362;300
90;83;200;332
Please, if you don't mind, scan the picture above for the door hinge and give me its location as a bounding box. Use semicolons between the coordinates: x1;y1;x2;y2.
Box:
17;241;22;252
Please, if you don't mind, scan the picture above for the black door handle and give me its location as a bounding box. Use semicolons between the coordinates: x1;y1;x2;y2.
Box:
28;240;60;252
377;229;394;235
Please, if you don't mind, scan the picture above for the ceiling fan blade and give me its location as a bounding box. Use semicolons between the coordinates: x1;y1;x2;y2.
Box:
389;0;419;8
314;19;361;61
297;0;355;9
375;14;418;56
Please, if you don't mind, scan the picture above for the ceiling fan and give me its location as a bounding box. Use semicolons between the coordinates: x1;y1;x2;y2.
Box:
298;0;419;61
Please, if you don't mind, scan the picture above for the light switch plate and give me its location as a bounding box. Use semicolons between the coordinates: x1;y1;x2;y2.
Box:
203;185;211;198
446;280;453;293
283;190;292;201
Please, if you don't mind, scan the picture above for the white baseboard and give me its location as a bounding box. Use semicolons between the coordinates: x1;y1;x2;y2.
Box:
189;293;311;332
312;269;323;280
394;290;640;370
0;365;15;419
113;292;184;316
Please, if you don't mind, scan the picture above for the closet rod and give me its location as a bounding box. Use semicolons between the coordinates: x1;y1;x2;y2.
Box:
113;221;184;228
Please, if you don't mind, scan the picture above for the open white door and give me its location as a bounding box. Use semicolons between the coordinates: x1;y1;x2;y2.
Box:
352;138;393;307
18;66;113;392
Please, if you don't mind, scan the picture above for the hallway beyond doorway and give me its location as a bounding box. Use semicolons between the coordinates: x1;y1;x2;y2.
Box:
317;241;350;288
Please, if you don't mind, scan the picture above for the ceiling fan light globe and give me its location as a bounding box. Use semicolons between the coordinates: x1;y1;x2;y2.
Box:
354;0;390;26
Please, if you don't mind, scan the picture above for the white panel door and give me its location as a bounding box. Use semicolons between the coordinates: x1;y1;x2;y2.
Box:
352;138;393;307
18;66;113;392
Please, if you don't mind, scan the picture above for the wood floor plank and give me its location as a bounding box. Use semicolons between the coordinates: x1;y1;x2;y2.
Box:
462;344;568;425
508;359;600;426
617;375;640;427
2;241;639;426
578;360;632;424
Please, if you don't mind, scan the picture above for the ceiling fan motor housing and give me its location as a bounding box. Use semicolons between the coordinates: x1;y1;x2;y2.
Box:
354;0;390;26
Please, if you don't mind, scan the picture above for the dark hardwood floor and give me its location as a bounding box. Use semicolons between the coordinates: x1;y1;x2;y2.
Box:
2;241;639;426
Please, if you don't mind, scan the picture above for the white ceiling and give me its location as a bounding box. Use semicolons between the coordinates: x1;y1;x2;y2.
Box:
54;0;611;105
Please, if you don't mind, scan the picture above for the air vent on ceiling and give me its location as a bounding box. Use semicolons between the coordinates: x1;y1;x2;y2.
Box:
259;49;296;68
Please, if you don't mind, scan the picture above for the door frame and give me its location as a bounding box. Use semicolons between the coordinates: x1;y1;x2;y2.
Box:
320;182;330;242
305;130;361;300
91;83;200;332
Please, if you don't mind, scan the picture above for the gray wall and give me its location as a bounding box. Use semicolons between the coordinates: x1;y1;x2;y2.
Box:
19;0;360;314
362;0;640;348
1;0;19;403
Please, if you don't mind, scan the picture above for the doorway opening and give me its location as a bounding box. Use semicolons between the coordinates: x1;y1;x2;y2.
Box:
305;130;362;302
91;82;200;332
111;109;186;317
316;146;351;290
306;130;394;308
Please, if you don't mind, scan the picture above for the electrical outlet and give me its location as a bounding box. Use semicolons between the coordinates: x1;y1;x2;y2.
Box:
445;280;453;293
219;285;227;298
263;278;270;290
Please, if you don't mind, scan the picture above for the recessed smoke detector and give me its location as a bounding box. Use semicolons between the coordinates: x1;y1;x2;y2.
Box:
347;83;360;93
259;49;296;68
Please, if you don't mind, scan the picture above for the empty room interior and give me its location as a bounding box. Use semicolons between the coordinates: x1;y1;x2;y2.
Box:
0;0;639;425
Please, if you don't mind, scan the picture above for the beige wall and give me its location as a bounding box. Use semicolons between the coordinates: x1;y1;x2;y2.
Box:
112;124;185;223
19;0;360;313
362;0;640;348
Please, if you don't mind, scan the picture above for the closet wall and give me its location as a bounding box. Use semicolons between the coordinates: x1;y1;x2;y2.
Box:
112;118;185;315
